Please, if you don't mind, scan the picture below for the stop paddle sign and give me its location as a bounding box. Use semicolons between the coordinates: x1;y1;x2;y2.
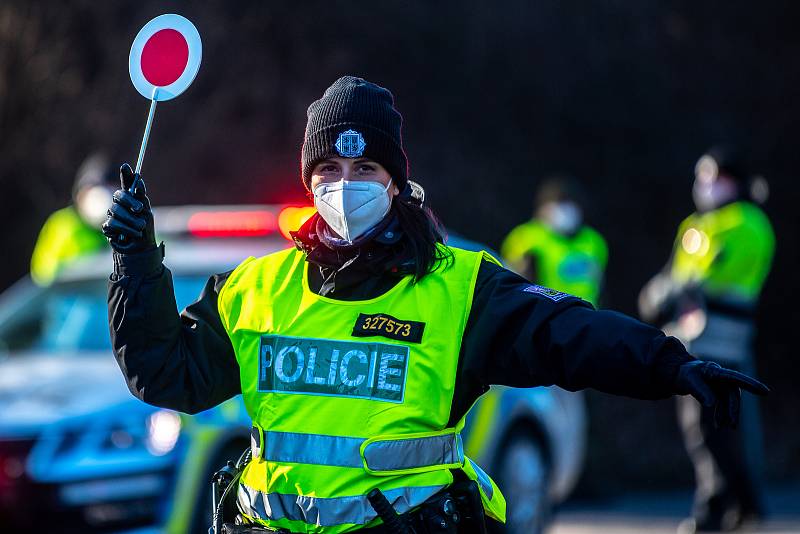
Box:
127;14;202;175
129;14;201;101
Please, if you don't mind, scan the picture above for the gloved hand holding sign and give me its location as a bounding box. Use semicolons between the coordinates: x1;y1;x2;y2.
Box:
675;360;769;428
102;164;155;254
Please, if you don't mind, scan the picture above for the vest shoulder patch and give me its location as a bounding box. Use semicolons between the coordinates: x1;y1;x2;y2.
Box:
522;284;572;301
352;313;425;343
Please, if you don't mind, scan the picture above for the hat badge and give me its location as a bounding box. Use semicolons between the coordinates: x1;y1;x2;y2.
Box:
335;129;366;158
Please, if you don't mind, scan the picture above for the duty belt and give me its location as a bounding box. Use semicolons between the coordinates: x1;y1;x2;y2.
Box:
225;477;488;534
249;426;465;474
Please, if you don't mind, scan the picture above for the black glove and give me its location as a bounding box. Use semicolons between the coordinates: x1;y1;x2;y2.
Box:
101;163;156;254
675;360;769;429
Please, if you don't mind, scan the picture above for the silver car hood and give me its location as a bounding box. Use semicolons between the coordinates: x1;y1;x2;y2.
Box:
0;352;133;436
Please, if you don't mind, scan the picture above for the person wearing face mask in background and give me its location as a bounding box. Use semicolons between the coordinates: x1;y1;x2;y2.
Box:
102;78;768;534
30;152;115;286
500;176;607;306
639;146;775;534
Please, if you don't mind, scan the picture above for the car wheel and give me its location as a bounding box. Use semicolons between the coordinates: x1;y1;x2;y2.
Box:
493;429;551;534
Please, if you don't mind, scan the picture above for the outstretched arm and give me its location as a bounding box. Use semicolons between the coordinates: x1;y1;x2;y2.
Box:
453;260;766;425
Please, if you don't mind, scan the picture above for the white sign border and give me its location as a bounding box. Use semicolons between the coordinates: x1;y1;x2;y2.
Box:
129;14;202;101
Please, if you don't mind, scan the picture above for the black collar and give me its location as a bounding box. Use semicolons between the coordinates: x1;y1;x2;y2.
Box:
290;212;414;273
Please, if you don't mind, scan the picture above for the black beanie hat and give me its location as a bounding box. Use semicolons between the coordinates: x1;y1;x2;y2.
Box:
301;76;408;191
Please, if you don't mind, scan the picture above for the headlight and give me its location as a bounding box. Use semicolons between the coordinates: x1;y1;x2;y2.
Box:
146;410;181;456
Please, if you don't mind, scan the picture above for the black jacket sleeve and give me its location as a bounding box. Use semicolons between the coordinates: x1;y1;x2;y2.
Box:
450;259;694;424
108;246;241;414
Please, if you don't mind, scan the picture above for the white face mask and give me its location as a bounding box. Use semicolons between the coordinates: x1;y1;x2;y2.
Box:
77;185;114;227
692;175;738;212
541;201;582;235
313;179;393;243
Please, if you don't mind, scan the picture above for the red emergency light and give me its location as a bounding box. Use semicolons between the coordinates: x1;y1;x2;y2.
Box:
187;210;277;238
277;206;316;241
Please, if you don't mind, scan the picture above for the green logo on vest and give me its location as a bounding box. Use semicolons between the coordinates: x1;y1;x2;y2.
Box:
258;335;409;403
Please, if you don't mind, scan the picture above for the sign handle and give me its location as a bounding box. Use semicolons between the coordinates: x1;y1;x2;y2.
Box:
133;87;159;182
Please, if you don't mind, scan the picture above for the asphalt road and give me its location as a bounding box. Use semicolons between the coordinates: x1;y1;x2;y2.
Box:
549;486;800;534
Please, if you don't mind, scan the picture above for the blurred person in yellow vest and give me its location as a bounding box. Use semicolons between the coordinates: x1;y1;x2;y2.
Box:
31;153;114;285
501;176;608;306
639;146;775;533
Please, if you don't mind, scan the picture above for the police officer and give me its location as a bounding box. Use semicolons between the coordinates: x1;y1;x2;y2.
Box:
31;152;114;285
104;77;767;533
500;176;607;306
640;147;775;533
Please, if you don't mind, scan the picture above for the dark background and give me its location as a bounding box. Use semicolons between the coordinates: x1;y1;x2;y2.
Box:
1;1;797;495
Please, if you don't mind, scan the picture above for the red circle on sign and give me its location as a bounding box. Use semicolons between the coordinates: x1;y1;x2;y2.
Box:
141;29;189;86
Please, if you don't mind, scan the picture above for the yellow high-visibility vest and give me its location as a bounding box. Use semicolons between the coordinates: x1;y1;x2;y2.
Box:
671;201;775;303
218;246;506;533
31;206;107;286
501;220;607;306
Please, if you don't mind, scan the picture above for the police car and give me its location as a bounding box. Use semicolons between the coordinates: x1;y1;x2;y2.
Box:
0;205;585;534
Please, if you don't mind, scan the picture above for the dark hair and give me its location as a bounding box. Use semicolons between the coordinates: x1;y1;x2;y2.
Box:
393;195;453;282
535;174;586;209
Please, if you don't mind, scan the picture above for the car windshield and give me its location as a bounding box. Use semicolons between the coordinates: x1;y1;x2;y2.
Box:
0;276;207;354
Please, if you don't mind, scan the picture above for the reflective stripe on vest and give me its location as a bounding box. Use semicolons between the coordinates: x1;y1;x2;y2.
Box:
238;482;446;527
362;431;464;473
468;458;494;500
251;427;464;473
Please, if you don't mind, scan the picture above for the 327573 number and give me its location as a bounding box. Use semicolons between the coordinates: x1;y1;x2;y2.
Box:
363;316;412;337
